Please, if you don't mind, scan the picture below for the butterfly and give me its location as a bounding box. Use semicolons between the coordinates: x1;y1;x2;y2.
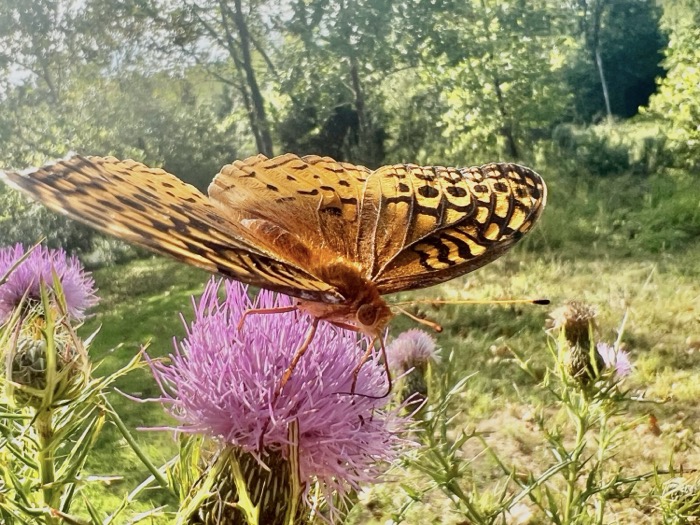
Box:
1;153;546;391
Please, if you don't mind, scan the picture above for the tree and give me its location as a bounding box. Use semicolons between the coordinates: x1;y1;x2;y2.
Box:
401;0;572;163
129;0;276;156
563;0;666;122
646;2;700;169
569;0;614;120
276;0;399;166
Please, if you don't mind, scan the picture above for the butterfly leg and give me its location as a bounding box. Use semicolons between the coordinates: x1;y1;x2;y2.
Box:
350;337;393;398
277;317;319;395
257;318;320;450
236;305;298;331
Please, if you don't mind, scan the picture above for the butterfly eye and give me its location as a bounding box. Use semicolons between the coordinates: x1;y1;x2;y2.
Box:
357;304;378;327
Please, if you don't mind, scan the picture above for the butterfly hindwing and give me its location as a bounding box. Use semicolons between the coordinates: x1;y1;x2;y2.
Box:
0;155;344;303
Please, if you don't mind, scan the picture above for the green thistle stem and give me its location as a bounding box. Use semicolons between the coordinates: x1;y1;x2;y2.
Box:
594;410;611;525
37;282;60;523
106;399;171;491
564;414;586;523
36;408;59;524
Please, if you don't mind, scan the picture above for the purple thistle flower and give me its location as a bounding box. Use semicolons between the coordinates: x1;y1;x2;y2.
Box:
386;329;439;372
596;342;632;378
0;244;98;323
150;278;410;509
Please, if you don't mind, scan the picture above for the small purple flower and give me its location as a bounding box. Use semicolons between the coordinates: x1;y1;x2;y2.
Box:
596;342;632;378
0;244;98;323
386;329;439;372
150;278;409;509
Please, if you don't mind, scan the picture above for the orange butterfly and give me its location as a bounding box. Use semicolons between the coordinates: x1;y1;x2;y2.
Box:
1;153;546;391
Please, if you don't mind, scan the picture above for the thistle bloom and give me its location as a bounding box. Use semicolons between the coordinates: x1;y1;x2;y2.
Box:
596;342;632;378
386;329;439;372
0;244;98;323
385;329;439;409
150;278;409;513
0;244;94;408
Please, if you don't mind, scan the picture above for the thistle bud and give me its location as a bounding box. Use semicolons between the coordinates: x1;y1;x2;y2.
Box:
4;315;88;409
548;301;597;349
661;475;700;521
188;448;304;525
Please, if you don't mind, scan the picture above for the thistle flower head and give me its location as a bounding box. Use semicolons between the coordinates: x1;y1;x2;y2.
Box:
596;343;632;378
0;244;97;324
150;278;409;514
386;329;439;372
186;446;301;525
385;329;439;409
548;301;597;348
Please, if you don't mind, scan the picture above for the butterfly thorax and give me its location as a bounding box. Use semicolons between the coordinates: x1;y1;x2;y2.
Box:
296;260;393;337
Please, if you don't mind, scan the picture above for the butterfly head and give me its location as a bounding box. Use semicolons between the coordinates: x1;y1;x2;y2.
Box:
354;299;393;336
297;290;392;337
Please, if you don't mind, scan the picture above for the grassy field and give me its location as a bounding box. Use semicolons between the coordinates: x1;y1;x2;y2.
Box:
23;165;699;523
74;247;700;519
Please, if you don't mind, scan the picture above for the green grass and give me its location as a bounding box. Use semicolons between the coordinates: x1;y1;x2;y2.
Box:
349;250;700;524
74;258;210;519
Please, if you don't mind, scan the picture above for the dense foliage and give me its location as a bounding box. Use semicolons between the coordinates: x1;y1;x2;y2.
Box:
0;0;697;254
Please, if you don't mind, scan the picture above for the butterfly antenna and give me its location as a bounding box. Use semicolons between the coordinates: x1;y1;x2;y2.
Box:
392;297;550;307
392;306;443;333
377;336;393;399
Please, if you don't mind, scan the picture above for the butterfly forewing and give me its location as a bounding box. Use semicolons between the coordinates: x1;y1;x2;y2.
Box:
358;164;478;277
371;163;546;294
209;153;371;263
0;155;344;303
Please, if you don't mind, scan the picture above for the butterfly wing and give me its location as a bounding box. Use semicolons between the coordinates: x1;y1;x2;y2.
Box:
1;154;545;302
367;162;546;294
206;154;546;296
208;153;372;266
0;155;344;303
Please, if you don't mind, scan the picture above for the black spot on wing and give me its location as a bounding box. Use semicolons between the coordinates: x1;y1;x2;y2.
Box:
418;185;440;199
446;186;467;198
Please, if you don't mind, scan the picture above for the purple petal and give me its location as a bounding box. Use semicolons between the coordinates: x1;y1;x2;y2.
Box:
386;328;439;371
596;342;632;378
